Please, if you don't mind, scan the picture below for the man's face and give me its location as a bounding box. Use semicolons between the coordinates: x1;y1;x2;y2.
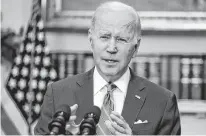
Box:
89;10;140;81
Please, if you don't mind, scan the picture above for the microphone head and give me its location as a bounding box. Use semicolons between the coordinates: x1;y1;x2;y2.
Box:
48;105;71;134
85;106;101;124
55;104;71;121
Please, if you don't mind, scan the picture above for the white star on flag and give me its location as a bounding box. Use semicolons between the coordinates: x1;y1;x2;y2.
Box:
43;57;50;66
35;56;41;65
40;68;47;78
23;55;31;65
18;79;26;89
15;55;22;65
36;44;42;53
21;67;29;77
9;78;17;88
31;80;37;89
50;69;57;79
38;80;46;90
37;32;44;41
15;91;24;102
34;104;41;114
32;68;39;77
36;92;43;102
23;104;30;113
37;20;44;29
28;31;35;41
26;43;34;52
26;92;34;101
12;67;19;77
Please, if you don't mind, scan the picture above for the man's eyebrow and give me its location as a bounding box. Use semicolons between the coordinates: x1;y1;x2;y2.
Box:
117;35;130;39
98;29;111;35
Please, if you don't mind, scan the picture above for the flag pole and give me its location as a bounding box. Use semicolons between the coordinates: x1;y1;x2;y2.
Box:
27;1;39;134
28;43;35;135
27;21;35;135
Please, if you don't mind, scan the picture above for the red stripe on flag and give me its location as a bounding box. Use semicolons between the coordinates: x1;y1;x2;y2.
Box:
1;105;21;135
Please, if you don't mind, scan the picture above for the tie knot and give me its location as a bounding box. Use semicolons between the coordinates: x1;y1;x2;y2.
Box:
107;83;117;92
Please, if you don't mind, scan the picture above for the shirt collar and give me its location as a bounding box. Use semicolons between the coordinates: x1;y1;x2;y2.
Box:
93;67;108;95
114;68;130;94
93;67;130;95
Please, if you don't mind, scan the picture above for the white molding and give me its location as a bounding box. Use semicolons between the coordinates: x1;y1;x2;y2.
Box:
55;10;206;19
55;0;62;12
43;0;206;31
45;11;206;31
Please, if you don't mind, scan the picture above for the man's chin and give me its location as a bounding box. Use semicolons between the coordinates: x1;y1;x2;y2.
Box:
101;69;118;77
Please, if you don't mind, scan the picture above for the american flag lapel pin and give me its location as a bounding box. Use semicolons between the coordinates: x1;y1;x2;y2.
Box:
135;95;141;100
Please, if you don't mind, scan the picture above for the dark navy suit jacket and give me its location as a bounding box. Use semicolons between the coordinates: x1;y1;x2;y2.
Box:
34;68;181;135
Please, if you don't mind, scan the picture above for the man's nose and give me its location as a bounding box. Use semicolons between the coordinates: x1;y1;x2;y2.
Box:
106;37;117;54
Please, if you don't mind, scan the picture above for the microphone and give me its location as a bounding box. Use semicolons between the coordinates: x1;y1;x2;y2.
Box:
48;104;71;135
79;106;101;135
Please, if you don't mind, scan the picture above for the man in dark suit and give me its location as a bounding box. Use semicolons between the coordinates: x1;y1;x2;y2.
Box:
34;1;181;135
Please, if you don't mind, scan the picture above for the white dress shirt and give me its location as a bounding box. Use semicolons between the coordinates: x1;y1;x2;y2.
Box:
93;67;131;115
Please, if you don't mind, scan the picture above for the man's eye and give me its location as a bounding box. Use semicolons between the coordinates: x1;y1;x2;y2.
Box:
118;38;127;42
100;36;109;39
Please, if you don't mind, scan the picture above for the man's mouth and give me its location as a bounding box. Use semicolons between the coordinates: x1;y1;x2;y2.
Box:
103;59;118;63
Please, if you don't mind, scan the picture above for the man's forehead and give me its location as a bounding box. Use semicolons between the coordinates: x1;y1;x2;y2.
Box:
96;9;135;26
95;18;136;35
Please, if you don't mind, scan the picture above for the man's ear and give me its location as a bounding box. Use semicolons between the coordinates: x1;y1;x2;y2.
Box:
137;38;141;46
88;29;92;44
132;44;138;58
132;39;141;58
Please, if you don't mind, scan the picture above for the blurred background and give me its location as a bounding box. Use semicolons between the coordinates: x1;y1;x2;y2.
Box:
1;0;206;135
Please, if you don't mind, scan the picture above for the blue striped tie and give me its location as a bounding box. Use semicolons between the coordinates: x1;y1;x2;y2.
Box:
96;83;117;135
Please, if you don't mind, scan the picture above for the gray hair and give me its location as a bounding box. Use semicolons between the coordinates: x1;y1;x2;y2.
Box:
90;1;141;37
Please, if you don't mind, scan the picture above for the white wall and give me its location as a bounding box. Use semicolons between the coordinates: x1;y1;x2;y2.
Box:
140;35;206;54
1;0;32;33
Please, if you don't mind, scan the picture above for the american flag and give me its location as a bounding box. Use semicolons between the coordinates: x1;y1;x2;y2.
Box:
2;0;57;134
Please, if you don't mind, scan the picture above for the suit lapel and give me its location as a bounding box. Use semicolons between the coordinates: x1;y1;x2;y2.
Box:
122;69;147;127
74;68;147;126
75;68;94;123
